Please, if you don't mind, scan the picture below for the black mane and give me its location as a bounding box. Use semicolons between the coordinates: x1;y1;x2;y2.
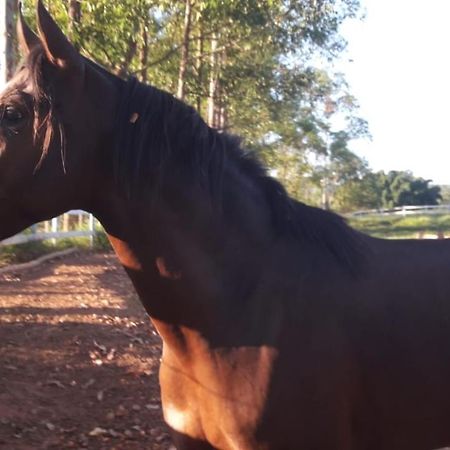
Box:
113;77;366;269
22;43;366;271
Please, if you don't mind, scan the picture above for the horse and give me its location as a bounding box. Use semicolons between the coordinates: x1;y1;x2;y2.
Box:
2;2;450;449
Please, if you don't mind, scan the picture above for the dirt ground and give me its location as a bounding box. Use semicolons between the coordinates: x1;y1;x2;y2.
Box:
0;251;174;450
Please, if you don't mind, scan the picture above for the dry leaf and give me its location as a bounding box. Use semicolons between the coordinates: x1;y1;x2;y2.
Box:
108;428;120;438
46;379;65;389
116;405;127;417
93;340;107;354
82;378;95;389
106;348;116;361
145;403;160;410
88;427;108;437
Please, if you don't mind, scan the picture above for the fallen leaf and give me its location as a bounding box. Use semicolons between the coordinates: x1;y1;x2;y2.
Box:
145;403;160;410
93;340;107;354
106;348;116;361
108;428;120;438
116;405;127;417
45;422;56;431
46;379;65;389
82;378;95;389
88;427;108;437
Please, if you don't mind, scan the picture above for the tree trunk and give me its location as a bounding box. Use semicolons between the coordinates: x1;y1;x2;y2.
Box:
177;0;193;100
0;0;17;84
117;22;139;78
217;49;227;130
218;103;227;130
68;0;81;43
140;25;149;83
194;10;204;113
207;32;219;127
321;178;331;210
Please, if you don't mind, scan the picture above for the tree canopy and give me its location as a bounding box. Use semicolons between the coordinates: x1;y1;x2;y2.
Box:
334;170;442;212
21;1;365;186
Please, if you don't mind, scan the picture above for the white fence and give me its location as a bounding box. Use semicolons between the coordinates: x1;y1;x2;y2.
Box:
350;204;450;217
0;210;97;247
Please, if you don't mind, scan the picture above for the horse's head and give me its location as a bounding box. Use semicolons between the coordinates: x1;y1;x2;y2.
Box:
0;1;117;240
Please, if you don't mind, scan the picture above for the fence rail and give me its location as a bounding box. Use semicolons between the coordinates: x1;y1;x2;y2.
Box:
0;210;97;247
350;204;450;217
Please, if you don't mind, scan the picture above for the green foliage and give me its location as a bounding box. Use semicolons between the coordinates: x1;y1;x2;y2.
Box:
93;230;112;251
0;239;80;267
0;233;111;268
333;171;442;212
376;171;441;209
333;172;381;212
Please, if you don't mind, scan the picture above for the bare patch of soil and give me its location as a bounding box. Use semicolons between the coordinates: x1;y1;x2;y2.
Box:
0;251;173;449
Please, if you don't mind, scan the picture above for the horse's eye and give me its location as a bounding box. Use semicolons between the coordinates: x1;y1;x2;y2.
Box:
3;106;23;123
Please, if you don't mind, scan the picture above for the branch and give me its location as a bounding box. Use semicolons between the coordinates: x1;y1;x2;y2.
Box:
131;29;219;75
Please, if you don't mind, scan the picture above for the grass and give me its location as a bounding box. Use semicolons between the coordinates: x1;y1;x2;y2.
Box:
0;233;111;268
348;213;450;239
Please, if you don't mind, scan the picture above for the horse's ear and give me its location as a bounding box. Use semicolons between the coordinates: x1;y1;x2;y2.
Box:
17;2;40;55
36;0;83;73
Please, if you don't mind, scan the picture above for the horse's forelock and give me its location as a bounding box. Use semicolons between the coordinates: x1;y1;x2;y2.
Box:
24;46;65;172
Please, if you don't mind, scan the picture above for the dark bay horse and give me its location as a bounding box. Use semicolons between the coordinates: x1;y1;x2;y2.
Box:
1;2;450;449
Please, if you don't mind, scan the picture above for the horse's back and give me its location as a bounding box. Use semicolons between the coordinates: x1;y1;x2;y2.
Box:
340;237;450;449
265;236;450;449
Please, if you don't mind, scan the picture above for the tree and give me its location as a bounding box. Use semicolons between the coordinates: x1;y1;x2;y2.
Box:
368;171;441;209
0;0;17;83
438;185;450;204
333;172;382;212
176;0;193;100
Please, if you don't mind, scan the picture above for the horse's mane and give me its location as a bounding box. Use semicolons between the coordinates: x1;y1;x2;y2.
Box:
114;78;366;269
26;48;365;270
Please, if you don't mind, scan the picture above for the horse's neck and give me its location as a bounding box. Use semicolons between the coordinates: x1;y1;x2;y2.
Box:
95;171;275;357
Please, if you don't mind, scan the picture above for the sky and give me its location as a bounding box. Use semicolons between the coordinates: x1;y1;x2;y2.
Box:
337;0;450;185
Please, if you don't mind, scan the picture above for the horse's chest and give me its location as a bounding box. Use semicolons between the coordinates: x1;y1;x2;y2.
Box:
159;346;277;449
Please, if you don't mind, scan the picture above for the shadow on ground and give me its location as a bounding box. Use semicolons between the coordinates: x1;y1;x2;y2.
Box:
0;251;172;450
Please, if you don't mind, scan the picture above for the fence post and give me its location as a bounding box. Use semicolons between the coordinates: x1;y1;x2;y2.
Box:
89;214;95;248
51;216;58;245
